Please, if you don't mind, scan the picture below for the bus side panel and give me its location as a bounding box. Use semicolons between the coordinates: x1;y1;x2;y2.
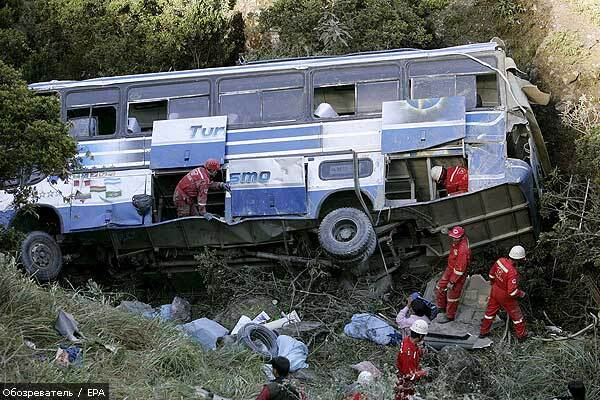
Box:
228;157;307;217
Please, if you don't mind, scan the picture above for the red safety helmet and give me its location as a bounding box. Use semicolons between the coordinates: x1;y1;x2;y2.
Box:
448;226;465;239
204;158;221;172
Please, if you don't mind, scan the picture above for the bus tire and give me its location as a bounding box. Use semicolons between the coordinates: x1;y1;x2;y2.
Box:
336;229;378;267
21;231;63;281
318;207;374;260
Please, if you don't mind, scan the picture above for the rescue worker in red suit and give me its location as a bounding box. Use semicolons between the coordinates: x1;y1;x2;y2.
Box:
479;245;528;340
435;226;471;323
255;356;306;400
173;158;229;218
431;165;468;195
395;320;429;400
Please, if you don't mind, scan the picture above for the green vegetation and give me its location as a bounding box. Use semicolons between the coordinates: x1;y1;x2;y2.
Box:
0;0;245;82
0;61;76;203
250;0;447;59
2;255;599;399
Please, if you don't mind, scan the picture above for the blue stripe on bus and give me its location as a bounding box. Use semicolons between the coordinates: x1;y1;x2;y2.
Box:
231;186;307;217
227;125;320;142
68;202;148;232
225;138;320;156
150;142;225;169
382;125;465;154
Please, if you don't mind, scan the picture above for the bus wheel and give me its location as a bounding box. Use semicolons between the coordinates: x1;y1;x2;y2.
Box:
318;207;374;260
21;231;63;281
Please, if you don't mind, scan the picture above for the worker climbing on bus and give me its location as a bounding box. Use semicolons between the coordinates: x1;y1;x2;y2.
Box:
479;245;529;340
173;158;229;218
395;320;429;400
431;165;468;195
435;226;471;323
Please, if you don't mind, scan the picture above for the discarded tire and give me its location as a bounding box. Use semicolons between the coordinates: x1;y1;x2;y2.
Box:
318;207;374;260
21;231;63;281
238;323;278;360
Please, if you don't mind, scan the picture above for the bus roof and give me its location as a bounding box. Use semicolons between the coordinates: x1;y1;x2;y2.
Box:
29;42;499;91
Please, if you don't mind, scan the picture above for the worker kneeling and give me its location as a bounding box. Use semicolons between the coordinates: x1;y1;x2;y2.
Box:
479;245;528;340
173;158;229;218
431;165;468;195
395;320;429;400
435;226;471;323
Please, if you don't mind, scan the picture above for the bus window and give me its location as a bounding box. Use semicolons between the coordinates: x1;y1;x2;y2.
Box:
218;73;305;125
476;74;499;107
67;105;117;137
128;100;167;133
262;88;305;122
314;85;355;117
219;92;261;124
411;73;498;109
168;96;210;119
357;81;399;114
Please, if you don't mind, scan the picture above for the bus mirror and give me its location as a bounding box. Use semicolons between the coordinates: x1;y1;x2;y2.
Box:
314;103;339;118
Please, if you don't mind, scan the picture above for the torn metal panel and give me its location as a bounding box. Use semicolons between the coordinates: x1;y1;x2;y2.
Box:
150;116;227;169
381;96;466;153
228;156;307;217
506;72;551;173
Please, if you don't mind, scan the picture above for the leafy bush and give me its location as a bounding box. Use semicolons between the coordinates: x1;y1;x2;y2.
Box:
0;60;76;203
1;0;245;82
252;0;447;59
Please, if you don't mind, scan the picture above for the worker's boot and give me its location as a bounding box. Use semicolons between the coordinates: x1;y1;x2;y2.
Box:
478;332;490;339
435;313;454;324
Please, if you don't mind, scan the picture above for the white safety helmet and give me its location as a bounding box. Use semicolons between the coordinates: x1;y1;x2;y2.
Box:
431;166;443;182
509;245;526;260
410;319;429;336
357;371;374;386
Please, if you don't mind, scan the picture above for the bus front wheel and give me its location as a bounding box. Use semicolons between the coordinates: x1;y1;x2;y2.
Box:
21;231;63;281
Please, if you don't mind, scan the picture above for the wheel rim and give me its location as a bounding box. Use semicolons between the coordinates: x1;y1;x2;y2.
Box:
30;242;53;270
333;219;358;243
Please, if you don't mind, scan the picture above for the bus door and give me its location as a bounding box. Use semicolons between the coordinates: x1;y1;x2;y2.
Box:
150;116;227;170
227;157;307;217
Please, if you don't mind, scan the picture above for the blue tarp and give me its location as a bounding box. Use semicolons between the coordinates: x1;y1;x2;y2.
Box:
180;318;228;350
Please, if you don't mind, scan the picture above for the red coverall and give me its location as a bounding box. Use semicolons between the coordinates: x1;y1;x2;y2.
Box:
173;166;220;217
436;237;471;319
480;257;527;338
443;165;468;194
395;336;427;400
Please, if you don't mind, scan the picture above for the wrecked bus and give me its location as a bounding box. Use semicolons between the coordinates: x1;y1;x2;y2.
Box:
0;41;551;280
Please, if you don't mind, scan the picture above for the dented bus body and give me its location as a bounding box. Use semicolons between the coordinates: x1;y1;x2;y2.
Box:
0;42;551;279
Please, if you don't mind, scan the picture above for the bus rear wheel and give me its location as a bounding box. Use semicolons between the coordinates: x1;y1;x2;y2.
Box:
21;231;63;281
318;207;374;261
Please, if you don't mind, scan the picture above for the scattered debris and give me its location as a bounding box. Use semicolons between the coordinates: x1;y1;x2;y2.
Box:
55;310;83;342
276;335;308;372
170;296;192;323
116;300;154;316
54;345;83;367
344;313;397;346
237;323;278;358
351;361;382;379
180;318;229;350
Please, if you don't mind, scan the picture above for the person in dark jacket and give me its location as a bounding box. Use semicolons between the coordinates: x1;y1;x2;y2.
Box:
256;357;307;400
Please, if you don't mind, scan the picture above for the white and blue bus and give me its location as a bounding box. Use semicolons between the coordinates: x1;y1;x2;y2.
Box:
0;41;551;280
